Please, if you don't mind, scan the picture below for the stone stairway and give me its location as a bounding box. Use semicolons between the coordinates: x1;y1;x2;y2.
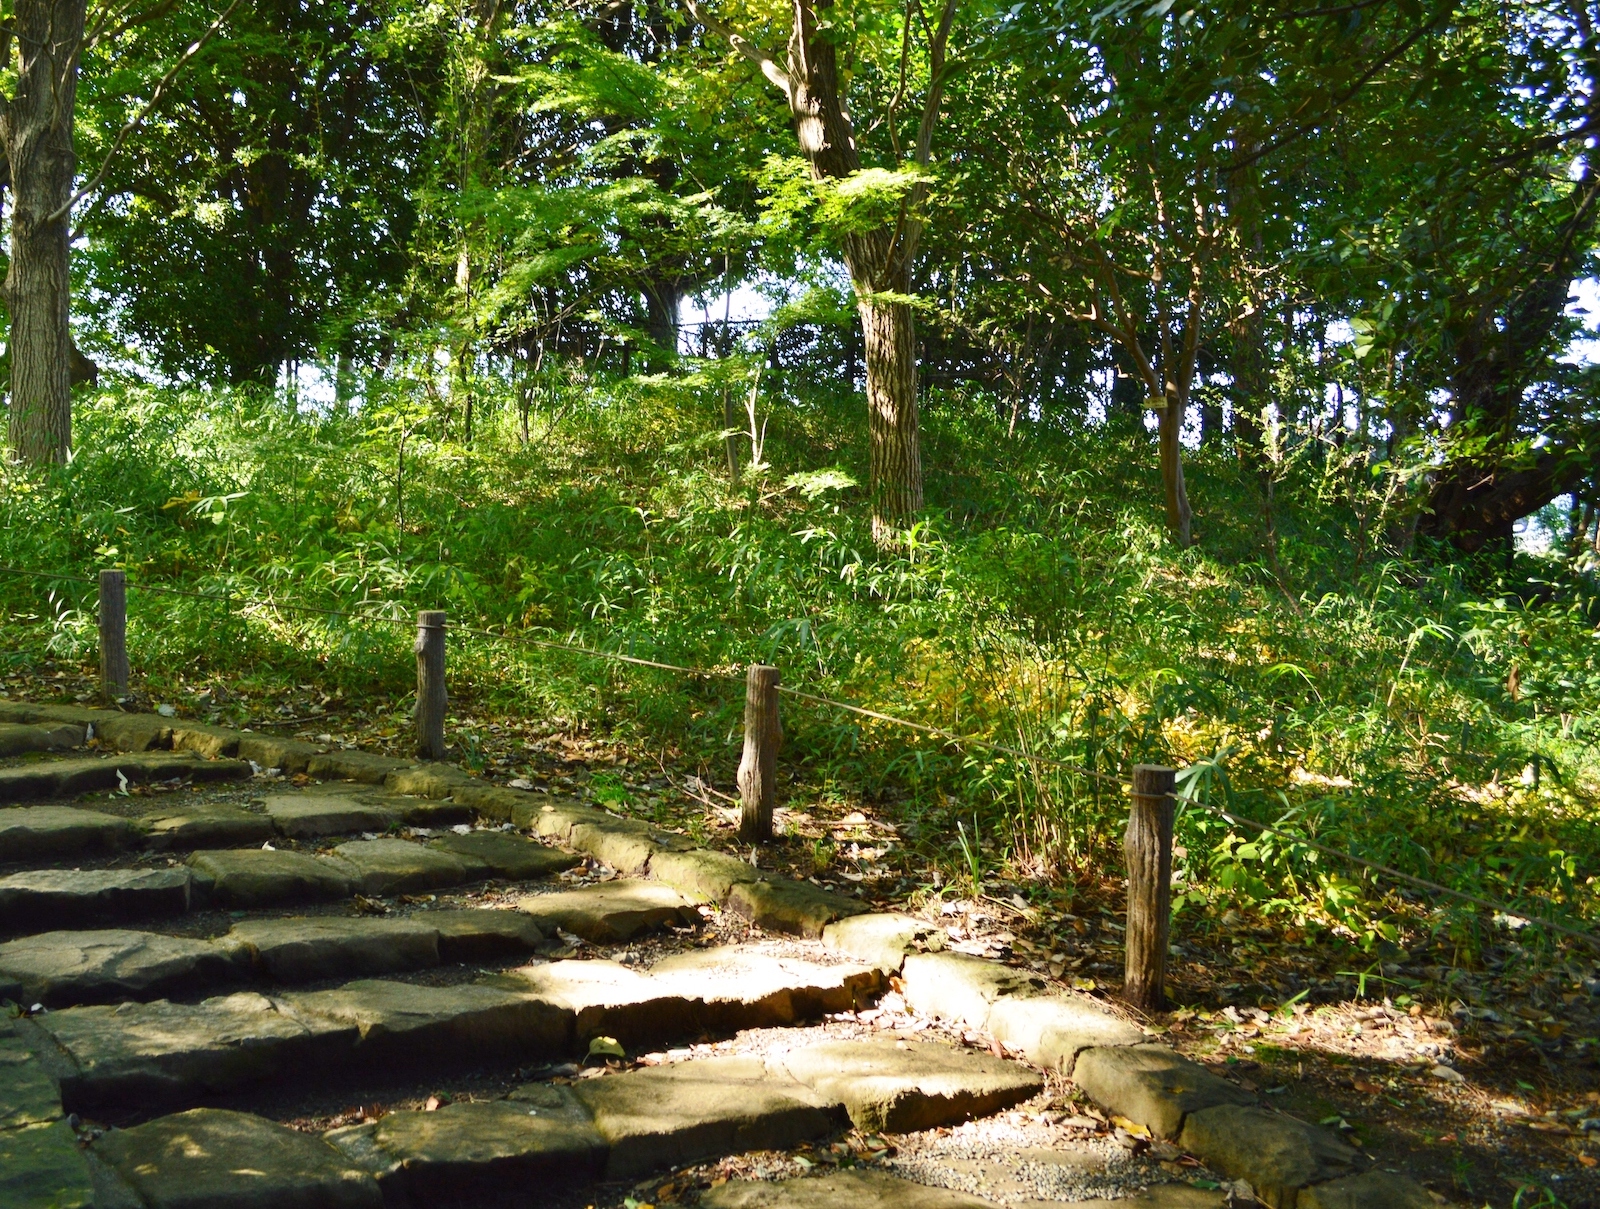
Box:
0;704;1441;1208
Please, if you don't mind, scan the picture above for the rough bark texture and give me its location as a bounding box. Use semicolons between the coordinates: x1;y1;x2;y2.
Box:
859;296;923;542
691;0;945;542
737;664;781;844
1;0;85;464
1124;764;1175;1012
1418;164;1600;551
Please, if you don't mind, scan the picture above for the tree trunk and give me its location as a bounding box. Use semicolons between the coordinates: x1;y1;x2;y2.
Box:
644;278;680;365
1158;392;1192;547
859;294;923;539
1;0;84;465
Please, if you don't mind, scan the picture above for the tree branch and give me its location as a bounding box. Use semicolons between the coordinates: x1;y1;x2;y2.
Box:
682;0;791;96
1222;4;1449;174
50;0;242;225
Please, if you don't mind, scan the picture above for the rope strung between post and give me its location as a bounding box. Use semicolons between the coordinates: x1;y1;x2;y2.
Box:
775;684;1128;788
4;560;1596;945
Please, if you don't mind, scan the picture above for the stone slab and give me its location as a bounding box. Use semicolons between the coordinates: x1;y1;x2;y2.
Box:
265;793;394;838
700;1169;997;1209
820;912;945;974
141;805;275;852
529;799;612;843
1073;1045;1255;1140
383;765;478;799
167;723;242;759
387;796;477;827
0;867;192;934
725;877;868;938
0;1119;96;1209
0;805;142;861
90;714;172;753
55;754;249;796
775;1037;1043;1132
0;721;84;757
518;880;698;942
236;734;325;775
499;948;879;1049
451;783;540;825
427;829;580;880
1068;1042;1254;1138
424;908;546;963
187;849;354;908
901;951;1050;1030
1178;1104;1360;1209
95;1108;382;1209
0;1019;63;1129
649;947;881;1030
306;751;413;784
647;847;762;903
279;979;570;1067
985;992;1144;1075
329;1089;605;1203
1297;1171;1437;1209
0;929;250;1008
567;816;673;875
38;991;356;1112
230;917;440;983
324;838;470;895
492;960;699;1048
574;1055;842;1179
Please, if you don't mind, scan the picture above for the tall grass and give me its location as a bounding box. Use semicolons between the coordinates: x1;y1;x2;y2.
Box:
1;373;1596;954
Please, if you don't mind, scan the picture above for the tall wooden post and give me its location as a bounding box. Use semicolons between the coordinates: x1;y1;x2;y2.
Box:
98;570;128;703
1124;763;1176;1011
415;610;447;761
737;664;781;843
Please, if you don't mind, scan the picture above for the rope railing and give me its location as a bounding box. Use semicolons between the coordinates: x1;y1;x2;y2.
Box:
1;560;1593;977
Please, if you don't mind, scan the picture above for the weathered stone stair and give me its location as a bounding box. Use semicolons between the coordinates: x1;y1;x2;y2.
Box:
0;704;1445;1209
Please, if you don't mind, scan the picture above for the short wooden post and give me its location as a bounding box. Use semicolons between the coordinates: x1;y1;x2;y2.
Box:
737;664;781;843
1124;763;1176;1011
98;570;129;703
414;610;447;761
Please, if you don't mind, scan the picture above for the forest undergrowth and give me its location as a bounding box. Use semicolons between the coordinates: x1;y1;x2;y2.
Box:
2;374;1598;975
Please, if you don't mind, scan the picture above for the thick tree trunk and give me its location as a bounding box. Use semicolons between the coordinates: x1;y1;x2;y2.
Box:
644;277;681;364
859;294;923;539
1;0;84;465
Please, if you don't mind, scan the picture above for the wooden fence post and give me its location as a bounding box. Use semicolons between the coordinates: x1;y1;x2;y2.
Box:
415;610;447;761
1124;763;1177;1012
98;570;129;704
737;664;781;843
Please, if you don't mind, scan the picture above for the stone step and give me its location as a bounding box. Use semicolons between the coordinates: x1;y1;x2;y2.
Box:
489;947;881;1048
1;786;481;864
91;1107;383;1209
183;832;577;908
76;1038;1039;1207
326;1038;1035;1200
0;910;548;1008
25;946;881;1117
0;753;249;806
516;879;700;942
0;721;84;758
0;867;194;933
0;831;580;937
